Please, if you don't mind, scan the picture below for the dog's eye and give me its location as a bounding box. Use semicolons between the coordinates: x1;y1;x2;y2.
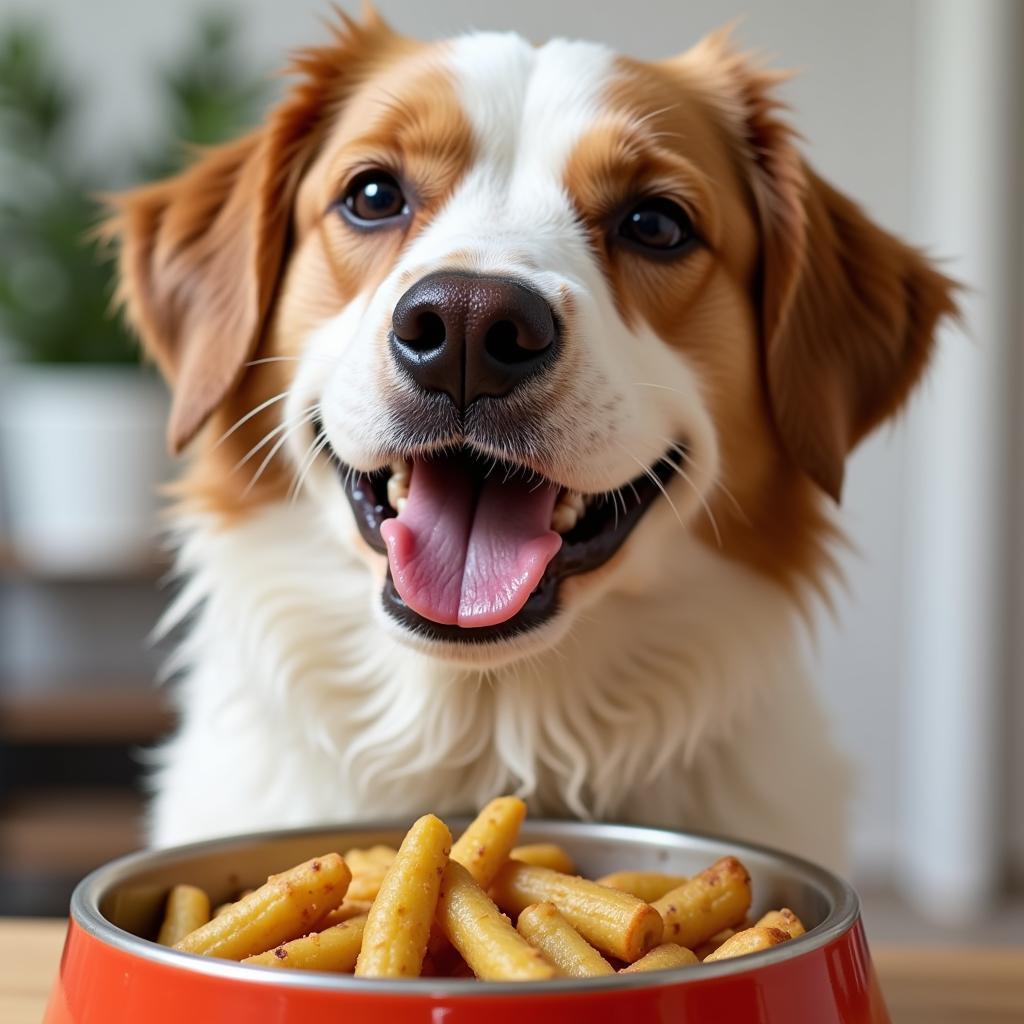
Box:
340;171;409;225
617;198;694;253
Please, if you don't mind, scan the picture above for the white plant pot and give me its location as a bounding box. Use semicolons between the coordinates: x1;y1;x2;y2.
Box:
0;365;171;576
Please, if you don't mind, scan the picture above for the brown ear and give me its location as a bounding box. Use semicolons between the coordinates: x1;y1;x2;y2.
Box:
684;30;958;501
105;8;397;454
108;131;283;453
758;167;958;501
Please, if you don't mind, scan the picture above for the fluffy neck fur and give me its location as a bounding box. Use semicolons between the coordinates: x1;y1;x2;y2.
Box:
151;499;847;866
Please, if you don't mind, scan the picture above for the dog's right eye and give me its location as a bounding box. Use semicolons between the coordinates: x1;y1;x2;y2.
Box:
339;171;409;226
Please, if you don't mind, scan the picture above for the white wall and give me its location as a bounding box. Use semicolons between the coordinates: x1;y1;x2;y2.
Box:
1;0;1001;883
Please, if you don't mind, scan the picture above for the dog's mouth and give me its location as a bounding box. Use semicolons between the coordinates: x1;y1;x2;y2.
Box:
323;425;684;643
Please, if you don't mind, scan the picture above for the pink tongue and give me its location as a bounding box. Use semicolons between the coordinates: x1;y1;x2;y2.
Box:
380;459;562;628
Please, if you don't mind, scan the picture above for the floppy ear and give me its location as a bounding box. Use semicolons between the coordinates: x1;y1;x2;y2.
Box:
105;8;396;454
684;31;958;501
108;131;284;454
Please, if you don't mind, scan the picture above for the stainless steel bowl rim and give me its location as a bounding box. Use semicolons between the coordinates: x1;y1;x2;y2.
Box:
71;819;860;997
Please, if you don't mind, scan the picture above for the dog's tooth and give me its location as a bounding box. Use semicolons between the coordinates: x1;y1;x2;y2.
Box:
387;474;409;510
566;492;586;516
395;496;408;514
551;503;578;534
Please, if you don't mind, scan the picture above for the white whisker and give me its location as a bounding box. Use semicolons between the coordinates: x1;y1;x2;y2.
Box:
233;403;318;471
216;391;290;448
290;424;331;503
630;381;689;397
668;459;722;547
242;410;317;496
616;443;689;536
660;435;749;525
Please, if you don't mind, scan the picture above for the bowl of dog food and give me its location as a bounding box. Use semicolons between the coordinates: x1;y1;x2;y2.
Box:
44;798;889;1023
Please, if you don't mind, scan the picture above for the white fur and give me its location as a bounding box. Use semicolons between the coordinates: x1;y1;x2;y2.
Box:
151;499;850;869
150;32;852;869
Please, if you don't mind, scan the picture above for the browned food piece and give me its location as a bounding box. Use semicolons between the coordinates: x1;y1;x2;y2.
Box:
693;926;737;961
596;871;688;903
450;796;528;888
509;843;576;875
436;861;555;980
703;925;791;962
754;908;806;938
354;814;451;977
516;902;614;977
652;857;752;950
620;942;700;973
242;914;367;971
175;855;350;960
157;885;210;946
491;861;663;963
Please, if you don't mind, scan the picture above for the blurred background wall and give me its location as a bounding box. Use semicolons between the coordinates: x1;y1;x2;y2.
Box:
0;0;1020;937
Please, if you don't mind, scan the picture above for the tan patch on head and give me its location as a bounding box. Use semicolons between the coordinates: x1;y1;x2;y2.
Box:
563;55;827;594
162;22;475;521
564;36;954;597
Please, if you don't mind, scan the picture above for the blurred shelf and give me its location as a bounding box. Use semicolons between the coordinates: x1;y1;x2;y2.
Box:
0;788;144;875
0;540;170;583
0;686;173;743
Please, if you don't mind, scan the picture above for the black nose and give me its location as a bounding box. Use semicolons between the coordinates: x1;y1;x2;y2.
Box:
390;272;557;409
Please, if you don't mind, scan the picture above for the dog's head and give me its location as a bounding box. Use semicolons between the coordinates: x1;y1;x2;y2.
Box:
109;11;955;664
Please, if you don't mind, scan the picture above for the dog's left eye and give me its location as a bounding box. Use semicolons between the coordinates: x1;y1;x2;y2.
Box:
339;171;409;225
617;198;694;253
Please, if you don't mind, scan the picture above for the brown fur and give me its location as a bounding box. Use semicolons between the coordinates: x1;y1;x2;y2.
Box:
107;13;956;601
558;36;956;594
107;10;477;520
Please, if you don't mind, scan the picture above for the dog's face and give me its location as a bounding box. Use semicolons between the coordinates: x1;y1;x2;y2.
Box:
111;12;954;666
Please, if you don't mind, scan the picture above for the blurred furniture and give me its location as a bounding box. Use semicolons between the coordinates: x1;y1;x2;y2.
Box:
0;542;172;916
0;920;1021;1024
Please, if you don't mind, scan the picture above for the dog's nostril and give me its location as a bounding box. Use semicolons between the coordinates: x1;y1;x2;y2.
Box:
485;318;554;366
485;320;524;365
400;311;446;351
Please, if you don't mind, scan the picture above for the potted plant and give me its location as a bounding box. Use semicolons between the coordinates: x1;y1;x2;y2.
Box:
0;16;265;575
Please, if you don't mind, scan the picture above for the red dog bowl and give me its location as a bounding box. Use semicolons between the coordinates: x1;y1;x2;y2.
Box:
45;820;889;1023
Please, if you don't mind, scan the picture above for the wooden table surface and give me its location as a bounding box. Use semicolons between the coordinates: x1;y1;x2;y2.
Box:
4;918;1022;1023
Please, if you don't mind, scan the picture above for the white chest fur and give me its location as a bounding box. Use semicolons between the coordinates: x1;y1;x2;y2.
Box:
149;501;850;870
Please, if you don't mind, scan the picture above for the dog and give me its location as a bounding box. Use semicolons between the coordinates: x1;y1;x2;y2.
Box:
107;8;955;869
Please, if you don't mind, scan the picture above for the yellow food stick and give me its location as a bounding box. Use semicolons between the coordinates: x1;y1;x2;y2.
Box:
451;796;527;888
157;885;211;946
243;914;367;971
426;796;529;962
437;861;554;981
510;844;576;875
703;925;791;962
345;848;397;902
174;854;350;960
516;902;613;977
355;814;451;978
620;942;700;973
693;926;736;961
365;845;399;863
754;908;805;938
316;898;373;928
652;857;751;950
491;862;663;964
596;871;688;903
